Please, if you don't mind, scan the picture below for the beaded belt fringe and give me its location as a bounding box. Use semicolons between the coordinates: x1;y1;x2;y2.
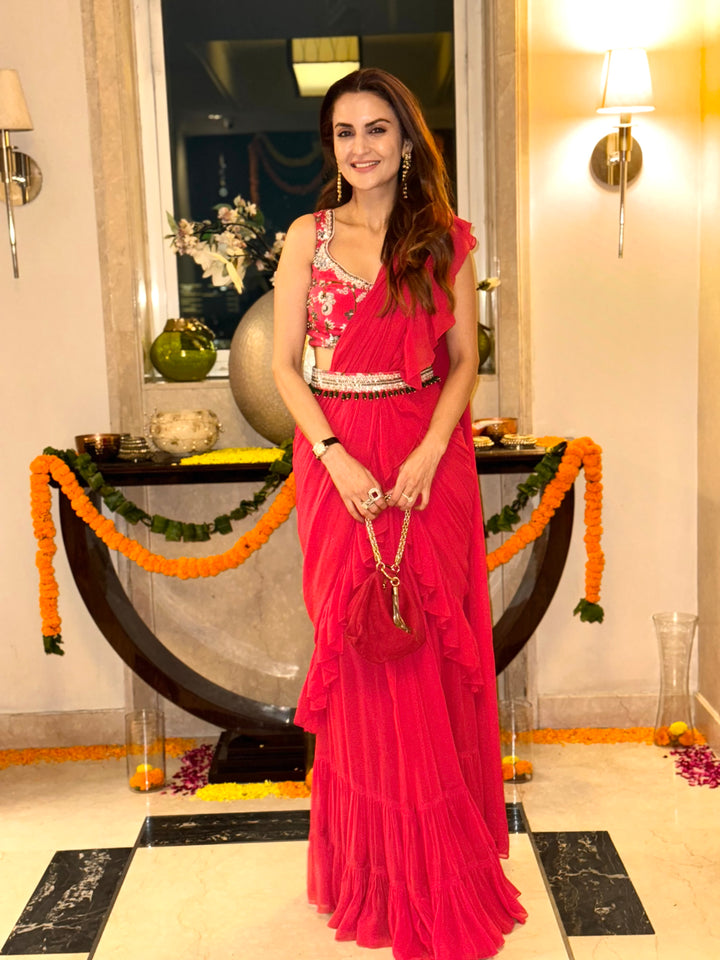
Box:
309;366;439;400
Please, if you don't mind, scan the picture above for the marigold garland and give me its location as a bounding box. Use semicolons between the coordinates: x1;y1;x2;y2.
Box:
44;444;293;542
31;435;603;653
485;436;605;623
30;453;296;653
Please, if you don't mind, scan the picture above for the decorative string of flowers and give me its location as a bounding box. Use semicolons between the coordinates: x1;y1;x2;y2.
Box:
167;194;285;294
30;434;603;655
43;444;293;543
30;453;297;654
485;436;605;623
484;443;567;535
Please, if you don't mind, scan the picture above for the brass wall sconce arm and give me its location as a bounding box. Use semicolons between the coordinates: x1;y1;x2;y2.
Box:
591;49;654;259
0;68;42;279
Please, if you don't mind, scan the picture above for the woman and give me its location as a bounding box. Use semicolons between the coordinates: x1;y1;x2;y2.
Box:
273;68;526;960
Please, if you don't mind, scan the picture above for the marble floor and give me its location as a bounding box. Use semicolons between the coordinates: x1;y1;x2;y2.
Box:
0;741;718;960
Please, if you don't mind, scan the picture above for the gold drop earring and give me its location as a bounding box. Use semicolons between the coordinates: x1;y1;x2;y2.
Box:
337;167;343;203
401;152;412;199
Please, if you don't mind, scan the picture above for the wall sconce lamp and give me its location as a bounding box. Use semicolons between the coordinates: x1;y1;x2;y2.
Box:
590;49;654;258
290;37;360;98
0;69;42;278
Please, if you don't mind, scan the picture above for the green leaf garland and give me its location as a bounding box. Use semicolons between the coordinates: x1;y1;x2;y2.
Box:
483;442;567;537
43;443;294;542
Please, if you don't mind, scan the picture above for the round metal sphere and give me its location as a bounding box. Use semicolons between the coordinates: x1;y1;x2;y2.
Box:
228;290;296;445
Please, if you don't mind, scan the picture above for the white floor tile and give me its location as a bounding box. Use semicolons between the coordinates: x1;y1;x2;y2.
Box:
1;740;718;959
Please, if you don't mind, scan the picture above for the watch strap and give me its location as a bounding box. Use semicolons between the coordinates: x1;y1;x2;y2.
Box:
312;436;340;459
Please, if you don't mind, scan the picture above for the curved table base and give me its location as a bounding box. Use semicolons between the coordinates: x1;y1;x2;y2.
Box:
59;477;574;729
492;487;574;673
59;493;296;733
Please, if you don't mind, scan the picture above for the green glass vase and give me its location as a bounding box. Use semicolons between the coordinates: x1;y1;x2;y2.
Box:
150;318;217;381
477;323;493;371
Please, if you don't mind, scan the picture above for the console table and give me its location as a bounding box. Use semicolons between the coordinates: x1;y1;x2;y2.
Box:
59;449;573;780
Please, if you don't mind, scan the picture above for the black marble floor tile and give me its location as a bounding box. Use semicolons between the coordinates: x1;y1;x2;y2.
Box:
0;848;132;956
138;804;527;848
138;810;311;847
506;801;528;834
533;831;654;937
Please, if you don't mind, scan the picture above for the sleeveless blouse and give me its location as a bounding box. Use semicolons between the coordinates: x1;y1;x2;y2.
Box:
306;209;373;348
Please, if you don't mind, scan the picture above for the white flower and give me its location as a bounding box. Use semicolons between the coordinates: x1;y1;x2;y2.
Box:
218;206;238;224
168;197;278;297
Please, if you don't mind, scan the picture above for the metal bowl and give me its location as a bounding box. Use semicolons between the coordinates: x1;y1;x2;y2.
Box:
75;433;126;461
483;418;519;444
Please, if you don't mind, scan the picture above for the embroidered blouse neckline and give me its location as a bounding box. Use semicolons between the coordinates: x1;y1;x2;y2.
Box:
324;209;379;290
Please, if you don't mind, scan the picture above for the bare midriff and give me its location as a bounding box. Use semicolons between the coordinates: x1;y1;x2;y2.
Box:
313;345;336;371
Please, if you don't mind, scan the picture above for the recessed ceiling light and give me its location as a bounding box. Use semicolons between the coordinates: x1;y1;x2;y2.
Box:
291;37;360;98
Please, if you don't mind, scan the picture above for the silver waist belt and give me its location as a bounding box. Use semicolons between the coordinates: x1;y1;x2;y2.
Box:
309;366;438;399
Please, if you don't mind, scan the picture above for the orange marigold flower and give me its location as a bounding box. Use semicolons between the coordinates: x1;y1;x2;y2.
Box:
654;727;670;746
31;455;297;652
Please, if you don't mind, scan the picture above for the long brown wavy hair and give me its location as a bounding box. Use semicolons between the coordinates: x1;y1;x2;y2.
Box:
315;68;456;314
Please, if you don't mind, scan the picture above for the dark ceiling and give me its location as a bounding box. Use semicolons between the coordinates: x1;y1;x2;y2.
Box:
162;0;455;135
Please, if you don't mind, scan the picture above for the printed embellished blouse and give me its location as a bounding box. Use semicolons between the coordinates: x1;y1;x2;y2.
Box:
306;209;373;348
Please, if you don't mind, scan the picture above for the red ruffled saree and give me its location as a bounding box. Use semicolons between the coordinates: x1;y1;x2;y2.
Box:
293;218;526;960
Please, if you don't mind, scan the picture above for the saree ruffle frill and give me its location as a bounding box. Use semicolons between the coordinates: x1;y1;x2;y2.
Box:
293;219;527;960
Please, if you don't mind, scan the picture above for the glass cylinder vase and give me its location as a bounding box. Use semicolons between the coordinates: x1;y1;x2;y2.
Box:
499;698;534;782
652;612;698;748
125;709;166;791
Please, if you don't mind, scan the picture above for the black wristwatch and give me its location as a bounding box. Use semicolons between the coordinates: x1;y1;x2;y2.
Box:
312;436;341;459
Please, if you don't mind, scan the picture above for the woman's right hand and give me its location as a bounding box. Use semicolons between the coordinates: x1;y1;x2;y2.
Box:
320;444;388;522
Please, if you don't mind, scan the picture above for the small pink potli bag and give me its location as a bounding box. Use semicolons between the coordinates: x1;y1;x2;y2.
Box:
345;511;426;663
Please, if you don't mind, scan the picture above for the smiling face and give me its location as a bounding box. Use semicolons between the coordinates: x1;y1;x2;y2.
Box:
332;91;412;199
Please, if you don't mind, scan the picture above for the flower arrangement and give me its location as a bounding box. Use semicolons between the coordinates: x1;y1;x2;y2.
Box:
129;763;164;792
501;756;533;782
167;195;285;294
653;720;698;748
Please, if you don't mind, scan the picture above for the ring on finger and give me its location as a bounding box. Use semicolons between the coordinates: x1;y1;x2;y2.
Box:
401;492;414;503
361;497;376;510
366;486;382;502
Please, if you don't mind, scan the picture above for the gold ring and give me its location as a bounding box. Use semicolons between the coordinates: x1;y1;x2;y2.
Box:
401;492;414;502
361;497;375;509
367;487;382;501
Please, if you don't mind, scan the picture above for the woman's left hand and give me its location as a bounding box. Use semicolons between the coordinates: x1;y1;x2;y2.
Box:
386;434;446;511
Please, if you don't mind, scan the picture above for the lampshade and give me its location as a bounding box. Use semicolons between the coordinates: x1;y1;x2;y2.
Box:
597;48;654;115
0;69;32;130
291;37;360;98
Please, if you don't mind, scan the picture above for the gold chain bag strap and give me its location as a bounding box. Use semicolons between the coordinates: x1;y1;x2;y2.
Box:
344;511;426;663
